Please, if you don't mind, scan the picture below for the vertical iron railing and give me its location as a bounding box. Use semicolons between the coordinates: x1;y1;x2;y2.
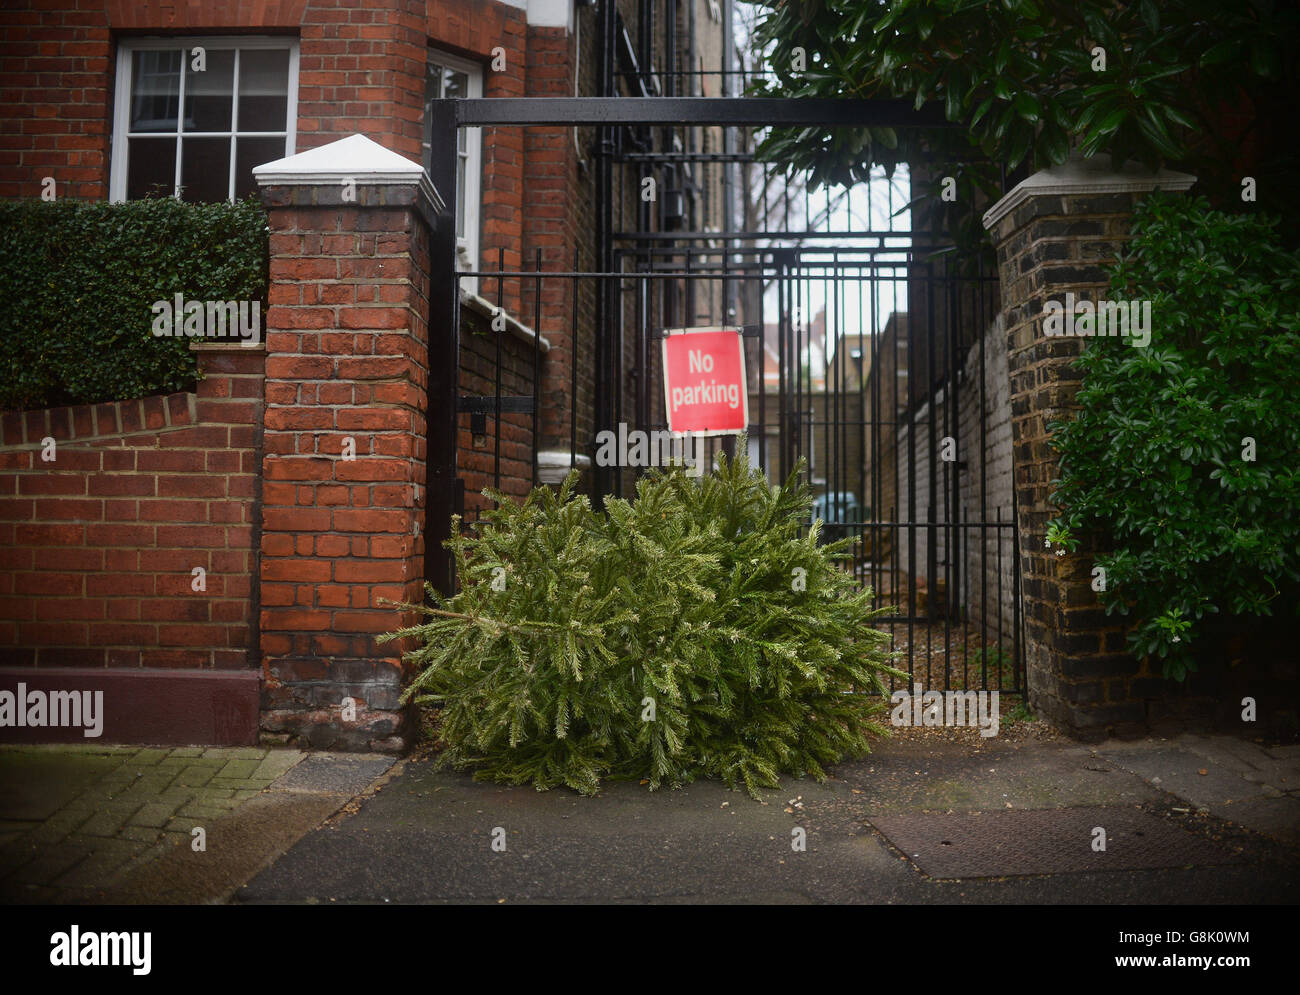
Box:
428;93;1022;693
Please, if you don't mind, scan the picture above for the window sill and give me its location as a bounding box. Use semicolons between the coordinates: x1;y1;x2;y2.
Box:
459;290;551;353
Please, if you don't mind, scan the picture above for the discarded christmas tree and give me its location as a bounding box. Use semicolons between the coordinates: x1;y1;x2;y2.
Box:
384;445;902;797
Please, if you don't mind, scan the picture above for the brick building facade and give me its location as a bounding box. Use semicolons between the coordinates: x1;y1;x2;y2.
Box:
0;0;739;747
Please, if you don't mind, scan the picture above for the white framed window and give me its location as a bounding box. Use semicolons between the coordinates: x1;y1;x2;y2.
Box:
110;36;298;202
422;50;483;288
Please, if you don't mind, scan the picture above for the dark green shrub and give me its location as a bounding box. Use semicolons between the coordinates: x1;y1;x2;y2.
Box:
747;0;1299;256
0;196;268;411
1048;193;1300;679
385;449;902;797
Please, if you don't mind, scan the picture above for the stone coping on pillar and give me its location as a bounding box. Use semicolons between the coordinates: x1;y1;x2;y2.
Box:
983;150;1196;231
253;133;445;223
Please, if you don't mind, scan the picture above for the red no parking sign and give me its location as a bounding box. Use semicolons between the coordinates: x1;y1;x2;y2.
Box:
661;326;749;436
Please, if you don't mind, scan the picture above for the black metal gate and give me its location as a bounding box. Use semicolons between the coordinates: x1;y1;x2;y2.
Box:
427;96;1025;696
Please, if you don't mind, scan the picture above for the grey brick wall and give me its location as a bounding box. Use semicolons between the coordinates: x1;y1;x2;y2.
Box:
895;313;1016;637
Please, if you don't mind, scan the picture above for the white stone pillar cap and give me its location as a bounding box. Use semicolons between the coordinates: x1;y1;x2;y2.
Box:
253;133;445;212
982;149;1196;230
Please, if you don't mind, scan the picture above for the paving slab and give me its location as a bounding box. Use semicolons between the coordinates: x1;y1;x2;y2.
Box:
272;754;394;795
240;768;897;903
1212;797;1300;846
53;840;146;890
118;825;164;844
128;749;169;766
204;748;266;761
172;766;217;788
128;802;183;829
1098;744;1276;810
4;734;1294;905
0;820;39;846
78;804;145;838
253;752;305;782
827;739;1163;815
216;760;261;780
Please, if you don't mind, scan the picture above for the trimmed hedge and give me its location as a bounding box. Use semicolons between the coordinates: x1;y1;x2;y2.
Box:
0;196;268;412
1047;193;1300;679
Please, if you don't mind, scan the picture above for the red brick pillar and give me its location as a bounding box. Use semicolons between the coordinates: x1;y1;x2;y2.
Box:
983;152;1194;737
253;135;442;751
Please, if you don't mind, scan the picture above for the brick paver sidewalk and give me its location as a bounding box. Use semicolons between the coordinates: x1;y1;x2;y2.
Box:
0;744;303;902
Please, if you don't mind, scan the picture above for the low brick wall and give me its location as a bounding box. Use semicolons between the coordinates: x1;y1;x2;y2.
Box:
0;344;264;744
894;315;1017;638
0;344;263;671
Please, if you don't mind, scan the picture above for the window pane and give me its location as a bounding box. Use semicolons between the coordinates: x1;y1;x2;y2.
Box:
238;49;289;131
234;136;285;200
422;73;435;173
424;56;478;260
130;50;182;132
184;48;234;132
442;69;466;100
179;137;231;202
126;136;177;198
425;62;467;173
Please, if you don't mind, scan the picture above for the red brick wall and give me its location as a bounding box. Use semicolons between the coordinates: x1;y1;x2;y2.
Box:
0;1;599;747
297;0;426;162
259;195;427;664
457;307;542;521
428;0;527;314
1;0;433;198
524;24;581;452
0;1;113;200
0;0;569;465
0;346;263;670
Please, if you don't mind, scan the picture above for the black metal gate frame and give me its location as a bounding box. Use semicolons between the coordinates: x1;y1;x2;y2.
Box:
425;97;1024;695
424;96;952;579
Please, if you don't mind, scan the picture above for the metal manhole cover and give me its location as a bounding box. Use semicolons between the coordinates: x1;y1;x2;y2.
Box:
867;807;1240;879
